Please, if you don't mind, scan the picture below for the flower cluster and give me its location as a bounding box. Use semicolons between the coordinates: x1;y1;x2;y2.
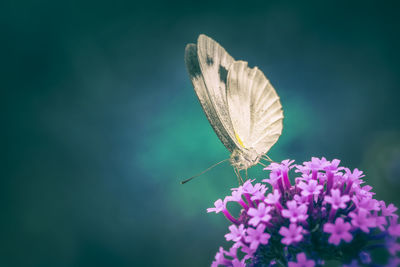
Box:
208;158;400;266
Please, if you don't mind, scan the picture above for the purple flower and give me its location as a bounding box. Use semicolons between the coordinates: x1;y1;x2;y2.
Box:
225;224;246;242
288;252;315;267
244;224;271;250
250;184;268;202
373;215;387;231
238;242;256;257
211;247;230;267
303;157;330;172
349;209;375;233
352;196;379;212
231;258;246;267
293;194;309;205
298;179;323;197
323;217;353;245
234;179;254;192
282;200;308;223
207;198;239;224
264;159;295;189
380;201;399;219
264;189;281;205
207;199;225;213
343;168;365;194
245;182;264;195
208;157;400;266
388;218;400;237
247;203;272;226
226;190;248;210
262;171;281;188
279;223;304;245
324;189;350;210
323;158;341;172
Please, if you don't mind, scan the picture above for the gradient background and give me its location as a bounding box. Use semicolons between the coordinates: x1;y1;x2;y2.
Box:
2;1;400;266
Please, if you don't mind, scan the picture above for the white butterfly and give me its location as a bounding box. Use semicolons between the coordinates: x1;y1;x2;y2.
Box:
184;34;284;179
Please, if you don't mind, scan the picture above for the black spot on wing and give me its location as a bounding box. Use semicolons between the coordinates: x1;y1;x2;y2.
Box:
206;55;214;66
185;44;202;78
218;65;228;83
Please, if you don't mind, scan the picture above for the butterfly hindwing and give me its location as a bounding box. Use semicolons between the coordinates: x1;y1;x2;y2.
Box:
227;61;284;155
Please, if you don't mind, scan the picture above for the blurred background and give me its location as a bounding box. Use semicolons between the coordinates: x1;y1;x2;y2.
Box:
2;0;400;266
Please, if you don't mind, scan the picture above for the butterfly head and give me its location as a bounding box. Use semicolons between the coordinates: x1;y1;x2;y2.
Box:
229;148;260;171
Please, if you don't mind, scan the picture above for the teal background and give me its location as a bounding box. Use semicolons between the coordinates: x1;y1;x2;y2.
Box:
2;1;400;266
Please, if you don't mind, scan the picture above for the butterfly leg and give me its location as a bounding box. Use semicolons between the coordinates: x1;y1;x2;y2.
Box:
245;168;248;180
263;155;275;162
234;168;239;185
258;162;267;167
234;168;243;185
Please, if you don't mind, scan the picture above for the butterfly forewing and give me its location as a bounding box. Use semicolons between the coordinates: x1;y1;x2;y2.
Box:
196;35;241;151
227;61;284;155
185;42;238;152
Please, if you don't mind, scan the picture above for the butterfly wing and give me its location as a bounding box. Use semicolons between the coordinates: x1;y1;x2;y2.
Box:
184;37;239;152
226;61;283;156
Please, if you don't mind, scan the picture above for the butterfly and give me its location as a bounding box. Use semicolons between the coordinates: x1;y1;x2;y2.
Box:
183;34;283;182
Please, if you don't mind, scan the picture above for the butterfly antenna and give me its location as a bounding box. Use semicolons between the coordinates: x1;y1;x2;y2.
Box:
180;158;229;184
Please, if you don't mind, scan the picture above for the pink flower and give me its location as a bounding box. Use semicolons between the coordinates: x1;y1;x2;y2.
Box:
302;157;330;172
298;179;323;197
349;209;376;233
388;218;400;237
226;190;248;210
245;182;264;195
279;223;304;245
211;247;230;267
262;171;281;188
207;199;225;213
207;198;239;224
323;158;341;172
373;215;387;231
345;168;365;182
234;179;254;192
293;194;309;205
288;252;315;267
264;159;295;173
264;160;295;189
282;200;308;223
250;184;268;202
238;242;256;257
264;189;281;205
231;258;246;267
244;224;271;250
323;217;353;245
225;224;246;242
352;196;380;211
324;189;350;210
380;201;399;219
247;203;272;226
